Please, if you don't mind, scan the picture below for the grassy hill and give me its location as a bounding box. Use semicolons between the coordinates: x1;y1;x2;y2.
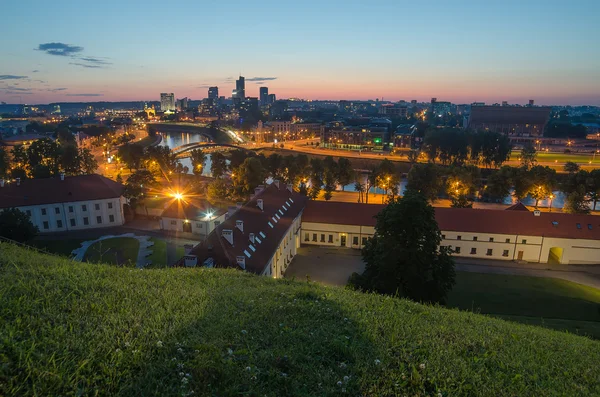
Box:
1;243;599;396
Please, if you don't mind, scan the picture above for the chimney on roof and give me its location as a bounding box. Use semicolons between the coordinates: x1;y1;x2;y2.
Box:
16;178;21;186
533;209;541;217
222;229;234;246
287;183;293;193
257;198;264;211
60;172;65;181
273;180;280;189
249;233;255;244
236;256;246;270
236;220;244;233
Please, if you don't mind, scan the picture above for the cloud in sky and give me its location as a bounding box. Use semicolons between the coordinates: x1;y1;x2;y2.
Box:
246;77;277;82
69;62;103;69
79;57;111;65
37;42;84;56
32;70;39;73
47;88;67;92
1;86;33;92
65;93;103;97
0;75;28;80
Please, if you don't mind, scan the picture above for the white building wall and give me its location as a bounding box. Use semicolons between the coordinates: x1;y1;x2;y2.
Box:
263;212;303;278
18;197;125;233
160;213;226;238
300;221;600;265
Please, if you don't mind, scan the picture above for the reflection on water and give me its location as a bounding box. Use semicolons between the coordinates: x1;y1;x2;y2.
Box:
160;132;212;176
160;131;568;208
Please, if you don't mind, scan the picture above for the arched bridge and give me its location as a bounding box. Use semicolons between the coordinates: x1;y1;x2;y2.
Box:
172;142;252;158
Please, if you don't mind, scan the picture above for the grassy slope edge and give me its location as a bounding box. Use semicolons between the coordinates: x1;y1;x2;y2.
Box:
0;243;599;396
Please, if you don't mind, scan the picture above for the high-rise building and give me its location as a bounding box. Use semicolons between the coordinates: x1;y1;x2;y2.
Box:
268;94;276;105
208;87;219;99
259;87;269;106
160;93;175;112
233;76;245;100
176;97;189;111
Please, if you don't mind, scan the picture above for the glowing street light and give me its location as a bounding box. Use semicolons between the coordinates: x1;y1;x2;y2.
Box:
549;194;554;212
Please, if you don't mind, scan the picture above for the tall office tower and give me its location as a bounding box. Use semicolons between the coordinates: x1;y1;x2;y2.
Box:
235;76;245;100
259;87;269;105
176;97;189;111
268;94;276;104
208;87;219;99
160;93;175;112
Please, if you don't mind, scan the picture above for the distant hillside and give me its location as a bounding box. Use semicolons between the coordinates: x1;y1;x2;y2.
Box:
1;243;599;396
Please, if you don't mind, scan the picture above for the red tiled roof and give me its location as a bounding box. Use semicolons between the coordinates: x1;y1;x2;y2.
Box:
188;183;308;274
0;174;124;208
505;202;529;211
302;201;600;240
161;200;226;221
302;201;384;226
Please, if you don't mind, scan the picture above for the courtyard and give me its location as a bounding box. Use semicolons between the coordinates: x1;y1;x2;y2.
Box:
285;246;364;285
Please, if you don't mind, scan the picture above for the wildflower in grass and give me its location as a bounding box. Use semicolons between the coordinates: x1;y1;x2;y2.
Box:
227;348;233;355
171;357;177;362
181;377;189;384
179;372;185;377
343;376;350;382
185;373;191;378
157;341;163;347
177;363;185;369
401;373;406;380
195;349;199;354
419;363;426;370
339;362;347;369
337;380;343;387
246;366;252;372
344;318;348;321
124;342;130;347
374;359;381;365
241;330;247;335
177;347;183;353
281;372;287;377
115;348;121;353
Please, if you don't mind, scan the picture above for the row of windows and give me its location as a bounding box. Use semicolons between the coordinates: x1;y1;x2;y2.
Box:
450;246;510;257
304;233;367;246
41;215;115;230
442;235;527;245
34;202;115;217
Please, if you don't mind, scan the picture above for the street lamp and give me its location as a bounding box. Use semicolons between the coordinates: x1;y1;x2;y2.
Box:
549;194;554;212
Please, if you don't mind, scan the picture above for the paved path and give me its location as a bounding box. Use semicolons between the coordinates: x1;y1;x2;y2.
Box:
71;233;154;268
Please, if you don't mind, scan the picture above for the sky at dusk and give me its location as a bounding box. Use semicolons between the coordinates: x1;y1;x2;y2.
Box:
1;0;599;105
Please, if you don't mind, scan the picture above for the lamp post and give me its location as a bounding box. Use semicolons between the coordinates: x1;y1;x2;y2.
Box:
549;194;554;213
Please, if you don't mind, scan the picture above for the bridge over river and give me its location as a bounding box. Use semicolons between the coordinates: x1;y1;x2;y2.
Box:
172;142;252;158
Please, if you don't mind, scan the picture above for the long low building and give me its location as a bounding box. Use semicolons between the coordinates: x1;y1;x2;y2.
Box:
302;201;600;265
185;188;600;277
0;174;126;233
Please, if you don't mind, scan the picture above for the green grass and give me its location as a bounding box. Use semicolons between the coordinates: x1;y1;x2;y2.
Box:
1;243;600;396
146;238;168;268
509;151;599;164
27;238;85;257
83;237;140;266
175;246;185;260
448;272;600;338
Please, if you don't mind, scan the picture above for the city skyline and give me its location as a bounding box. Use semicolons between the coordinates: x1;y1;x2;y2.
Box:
1;0;599;105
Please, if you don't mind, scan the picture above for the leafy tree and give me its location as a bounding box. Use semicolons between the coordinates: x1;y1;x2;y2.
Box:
229;149;249;170
11;145;28;169
27;138;61;176
407;150;419;164
406;163;443;202
0;147;9;178
144;145;177;175
60;144;80;175
232;157;266;195
588;169;600;211
282;155;300;185
116;173;123;184
446;165;480;208
322;156;338;201
348;190;455;304
189;149;207;175
563;186;590;214
546;122;587;139
118;143;144;171
527;166;557;207
207;178;231;202
484;166;513;202
308;158;324;199
79;148;98;174
56;128;76;146
372;158;399;197
0;208;38;242
124;170;156;209
354;177;366;203
336;157;354;191
563;161;580;174
211;152;228;179
267;153;283;179
520;144;537;170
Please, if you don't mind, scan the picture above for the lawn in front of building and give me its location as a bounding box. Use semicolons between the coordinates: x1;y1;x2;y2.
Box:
83;237;140;266
145;238;168;268
447;271;600;338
